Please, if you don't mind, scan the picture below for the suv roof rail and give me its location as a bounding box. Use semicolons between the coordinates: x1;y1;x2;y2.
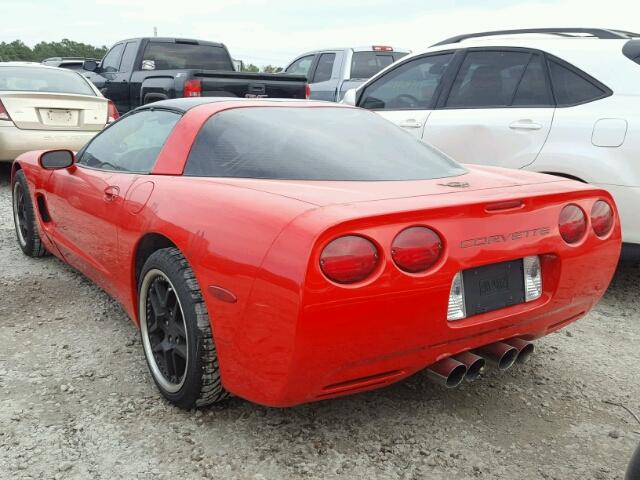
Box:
432;28;640;46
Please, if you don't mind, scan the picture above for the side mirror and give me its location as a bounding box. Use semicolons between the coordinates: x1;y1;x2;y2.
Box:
40;150;75;170
342;88;358;106
83;60;98;72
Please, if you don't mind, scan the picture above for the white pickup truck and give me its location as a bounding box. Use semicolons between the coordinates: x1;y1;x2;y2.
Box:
284;46;409;102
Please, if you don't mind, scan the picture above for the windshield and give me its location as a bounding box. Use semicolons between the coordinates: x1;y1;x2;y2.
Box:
350;51;408;79
0;66;95;95
141;42;233;70
184;107;466;181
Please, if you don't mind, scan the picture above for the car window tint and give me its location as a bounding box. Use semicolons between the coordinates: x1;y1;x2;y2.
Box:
184;107;466;181
359;53;453;110
119;42;138;73
512;54;552;106
350;52;396;79
548;60;605;106
101;43;124;73
286;55;315;76
78;110;180;173
446;51;531;108
141;42;233;70
313;53;335;83
0;66;95;96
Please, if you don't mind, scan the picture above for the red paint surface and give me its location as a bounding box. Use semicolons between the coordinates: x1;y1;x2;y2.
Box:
12;100;621;407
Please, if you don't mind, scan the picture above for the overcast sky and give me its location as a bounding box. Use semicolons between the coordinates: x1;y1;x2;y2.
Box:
2;0;638;66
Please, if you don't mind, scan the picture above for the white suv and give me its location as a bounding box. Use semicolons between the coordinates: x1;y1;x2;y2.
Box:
343;28;640;252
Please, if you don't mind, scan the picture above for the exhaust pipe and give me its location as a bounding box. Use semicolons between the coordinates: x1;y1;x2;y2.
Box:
453;352;485;382
503;338;535;364
474;342;518;371
426;357;467;388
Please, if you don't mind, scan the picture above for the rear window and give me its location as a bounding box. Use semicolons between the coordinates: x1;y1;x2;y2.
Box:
350;51;408;79
0;67;95;96
548;60;607;106
141;42;233;71
184;107;466;181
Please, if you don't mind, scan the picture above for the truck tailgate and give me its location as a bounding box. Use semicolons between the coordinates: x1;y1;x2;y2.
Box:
194;71;307;99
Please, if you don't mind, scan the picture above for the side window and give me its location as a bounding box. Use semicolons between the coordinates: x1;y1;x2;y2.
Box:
285;55;315;77
119;42;138;73
512;54;552;106
78;110;181;173
548;60;606;106
312;53;336;83
446;51;531;108
359;53;454;110
101;43;125;73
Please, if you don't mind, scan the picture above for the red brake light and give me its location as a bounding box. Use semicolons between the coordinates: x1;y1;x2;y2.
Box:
372;45;393;52
305;83;311;99
392;227;443;273
320;235;379;284
0;99;11;121
107;100;120;123
183;79;202;98
591;200;614;237
559;204;587;244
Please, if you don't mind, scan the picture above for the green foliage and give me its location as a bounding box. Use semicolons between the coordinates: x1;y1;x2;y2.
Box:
241;63;260;73
0;39;108;62
262;65;283;73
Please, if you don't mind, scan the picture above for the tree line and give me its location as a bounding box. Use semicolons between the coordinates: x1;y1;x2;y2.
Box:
0;39;108;62
0;39;284;73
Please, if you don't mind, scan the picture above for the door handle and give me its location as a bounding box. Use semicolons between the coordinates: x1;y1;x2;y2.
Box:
509;120;542;131
103;186;120;202
399;120;423;129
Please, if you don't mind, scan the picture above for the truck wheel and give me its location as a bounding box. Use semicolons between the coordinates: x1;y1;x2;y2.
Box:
12;170;47;257
138;247;229;409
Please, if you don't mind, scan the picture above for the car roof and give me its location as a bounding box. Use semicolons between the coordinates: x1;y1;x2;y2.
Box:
0;61;75;71
116;37;224;48
139;97;337;113
291;46;411;58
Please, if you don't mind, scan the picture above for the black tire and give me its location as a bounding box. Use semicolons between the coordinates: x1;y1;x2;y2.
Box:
12;170;47;258
138;247;229;409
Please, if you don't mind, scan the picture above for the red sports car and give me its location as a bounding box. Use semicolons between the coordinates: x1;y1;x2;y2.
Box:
11;99;621;409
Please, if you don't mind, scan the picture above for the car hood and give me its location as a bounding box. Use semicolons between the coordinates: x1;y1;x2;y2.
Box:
209;165;571;207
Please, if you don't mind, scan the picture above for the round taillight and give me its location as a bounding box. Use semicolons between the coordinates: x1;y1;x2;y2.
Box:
559;204;587;244
320;235;379;284
391;226;443;273
591;200;614;237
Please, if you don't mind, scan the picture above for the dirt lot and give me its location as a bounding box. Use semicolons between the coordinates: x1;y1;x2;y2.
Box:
0;163;639;480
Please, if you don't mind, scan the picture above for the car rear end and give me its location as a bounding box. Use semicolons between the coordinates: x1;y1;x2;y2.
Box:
224;177;620;406
0;64;112;162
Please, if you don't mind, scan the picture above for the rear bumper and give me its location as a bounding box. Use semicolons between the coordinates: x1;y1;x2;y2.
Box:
0;124;99;162
593;183;640;244
214;240;619;407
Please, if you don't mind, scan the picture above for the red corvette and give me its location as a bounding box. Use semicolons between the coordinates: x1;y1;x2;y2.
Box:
11;99;620;409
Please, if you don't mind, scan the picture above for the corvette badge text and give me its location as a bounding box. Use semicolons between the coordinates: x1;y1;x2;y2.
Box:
460;227;551;249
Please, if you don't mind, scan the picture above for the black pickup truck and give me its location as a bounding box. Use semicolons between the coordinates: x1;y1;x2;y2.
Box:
83;37;309;113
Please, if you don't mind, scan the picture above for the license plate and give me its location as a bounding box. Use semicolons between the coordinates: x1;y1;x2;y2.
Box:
42;109;75;126
462;260;525;317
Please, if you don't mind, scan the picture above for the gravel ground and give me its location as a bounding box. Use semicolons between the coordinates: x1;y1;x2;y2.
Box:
0;162;639;480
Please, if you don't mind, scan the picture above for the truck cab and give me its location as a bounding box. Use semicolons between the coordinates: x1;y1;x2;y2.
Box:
284;46;409;102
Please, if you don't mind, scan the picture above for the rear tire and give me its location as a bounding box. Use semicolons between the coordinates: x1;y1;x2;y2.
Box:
12;170;47;258
138;247;229;409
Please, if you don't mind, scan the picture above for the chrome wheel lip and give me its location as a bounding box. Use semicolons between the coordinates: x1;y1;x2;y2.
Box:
12;181;27;248
139;269;189;394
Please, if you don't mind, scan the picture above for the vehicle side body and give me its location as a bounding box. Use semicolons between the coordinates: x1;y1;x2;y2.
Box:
12;99;621;406
87;37;308;113
284;46;409;102
347;34;640;247
0;62;109;162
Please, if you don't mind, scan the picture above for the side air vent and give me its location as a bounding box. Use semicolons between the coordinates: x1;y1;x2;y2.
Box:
36;194;51;223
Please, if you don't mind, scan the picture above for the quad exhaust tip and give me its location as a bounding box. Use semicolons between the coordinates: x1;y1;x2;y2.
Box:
426;338;535;388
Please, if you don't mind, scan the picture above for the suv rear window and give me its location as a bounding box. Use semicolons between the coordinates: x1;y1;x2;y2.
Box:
547;60;606;106
184;107;466;181
141;42;233;71
350;51;408;79
0;66;95;96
